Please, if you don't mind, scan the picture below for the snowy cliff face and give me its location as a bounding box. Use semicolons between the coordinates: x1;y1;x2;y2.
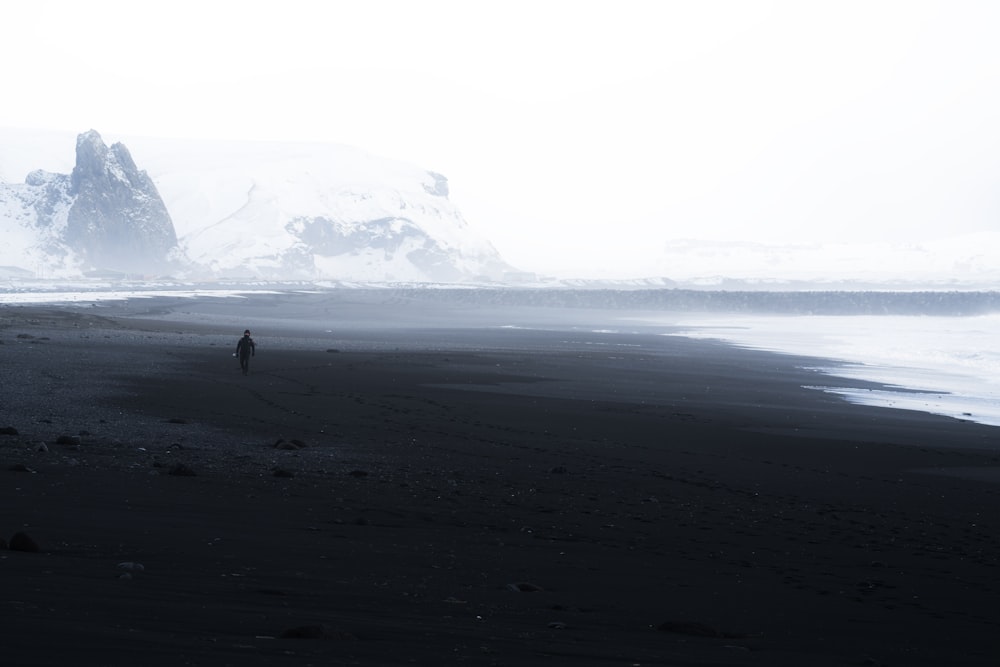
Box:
129;136;512;282
0;166;76;277
0;129;513;282
0;130;179;276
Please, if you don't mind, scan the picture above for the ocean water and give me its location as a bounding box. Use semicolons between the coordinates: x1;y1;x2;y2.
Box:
657;314;1000;428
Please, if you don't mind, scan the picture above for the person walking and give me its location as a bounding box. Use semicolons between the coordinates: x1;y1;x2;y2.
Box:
236;329;255;375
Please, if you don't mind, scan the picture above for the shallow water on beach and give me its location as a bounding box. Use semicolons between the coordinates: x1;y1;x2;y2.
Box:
658;314;1000;427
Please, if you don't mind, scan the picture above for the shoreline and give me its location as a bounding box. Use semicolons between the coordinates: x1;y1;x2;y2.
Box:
662;312;1000;429
7;286;1000;428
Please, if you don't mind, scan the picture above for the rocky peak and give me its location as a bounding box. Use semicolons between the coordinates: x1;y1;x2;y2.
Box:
72;129;145;192
71;129;108;187
65;130;179;273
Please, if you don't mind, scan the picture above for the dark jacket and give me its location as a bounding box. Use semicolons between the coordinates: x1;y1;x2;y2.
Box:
236;335;255;359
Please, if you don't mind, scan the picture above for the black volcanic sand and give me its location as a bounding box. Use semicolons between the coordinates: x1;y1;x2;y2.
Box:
2;291;1000;666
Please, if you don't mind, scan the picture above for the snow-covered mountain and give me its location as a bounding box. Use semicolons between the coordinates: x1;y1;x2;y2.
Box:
0;128;513;282
4;128;998;289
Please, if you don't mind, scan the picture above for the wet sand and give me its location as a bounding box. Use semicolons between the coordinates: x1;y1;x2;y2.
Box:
2;291;999;666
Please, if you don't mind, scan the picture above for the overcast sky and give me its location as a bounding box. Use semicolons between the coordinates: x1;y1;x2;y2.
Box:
3;1;999;277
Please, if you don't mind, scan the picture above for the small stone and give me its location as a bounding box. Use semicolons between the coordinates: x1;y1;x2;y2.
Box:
0;426;19;436
55;435;81;446
9;531;40;553
273;468;294;478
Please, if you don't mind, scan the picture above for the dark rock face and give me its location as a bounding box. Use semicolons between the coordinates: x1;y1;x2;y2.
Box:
65;130;178;273
25;170;72;226
292;216;432;255
8;531;40;553
287;215;465;282
423;171;449;197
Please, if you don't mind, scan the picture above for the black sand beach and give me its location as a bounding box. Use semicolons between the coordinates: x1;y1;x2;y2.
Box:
2;290;999;666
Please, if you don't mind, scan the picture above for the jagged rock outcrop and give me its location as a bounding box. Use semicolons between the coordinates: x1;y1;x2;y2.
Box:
0;130;181;276
65;130;178;272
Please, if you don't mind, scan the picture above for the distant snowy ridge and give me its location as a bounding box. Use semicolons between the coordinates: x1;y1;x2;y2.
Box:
0;128;512;282
645;237;1000;286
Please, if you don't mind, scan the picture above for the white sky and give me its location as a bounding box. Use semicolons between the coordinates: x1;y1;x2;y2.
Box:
2;0;999;278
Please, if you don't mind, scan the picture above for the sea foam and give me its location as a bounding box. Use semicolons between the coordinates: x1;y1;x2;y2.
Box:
663;314;1000;428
